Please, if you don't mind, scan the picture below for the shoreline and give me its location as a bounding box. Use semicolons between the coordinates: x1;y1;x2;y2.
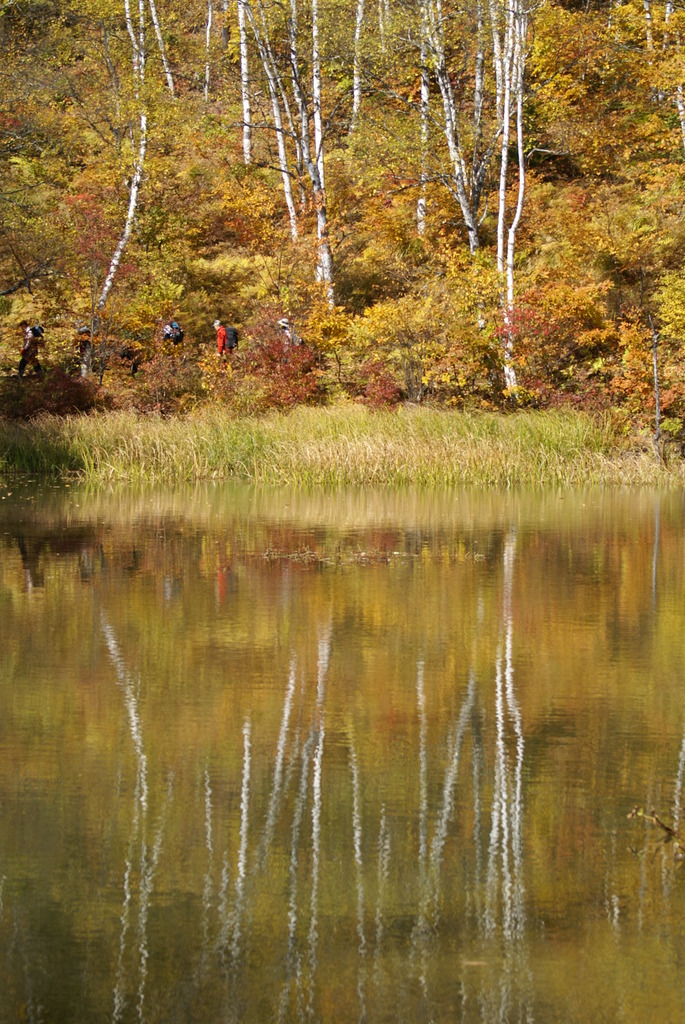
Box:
0;405;682;488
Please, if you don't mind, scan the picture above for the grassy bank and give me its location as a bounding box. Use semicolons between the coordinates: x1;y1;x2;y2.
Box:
0;406;682;487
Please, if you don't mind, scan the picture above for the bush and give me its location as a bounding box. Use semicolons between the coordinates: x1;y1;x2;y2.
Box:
0;367;100;419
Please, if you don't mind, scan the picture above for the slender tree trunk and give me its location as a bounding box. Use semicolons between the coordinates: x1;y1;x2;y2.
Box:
350;0;366;132
222;0;231;47
237;0;253;162
378;0;386;51
311;0;333;300
148;0;175;95
96;0;147;319
503;19;526;393
664;0;685;156
312;0;325;190
244;0;299;240
643;0;654;51
417;0;430;236
204;0;213;100
426;0;487;252
496;0;528;395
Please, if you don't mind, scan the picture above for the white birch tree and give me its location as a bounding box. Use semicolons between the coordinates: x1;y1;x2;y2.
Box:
417;0;430;235
495;0;530;395
147;0;175;95
96;0;148;323
237;0;253;162
350;0;367;132
424;0;503;252
204;0;213;101
245;0;335;300
664;0;685;156
243;0;299;240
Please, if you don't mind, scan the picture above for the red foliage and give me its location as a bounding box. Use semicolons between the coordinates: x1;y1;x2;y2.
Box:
0;368;100;419
352;360;402;408
239;337;326;409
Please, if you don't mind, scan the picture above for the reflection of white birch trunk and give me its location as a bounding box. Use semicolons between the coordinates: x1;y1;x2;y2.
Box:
673;733;685;832
201;767;214;969
261;659;298;863
102;614;172;1024
231;718;252;961
97;0;147;313
484;530;525;941
349;740;366;954
349;738;368;1019
238;0;253;162
307;628;330;997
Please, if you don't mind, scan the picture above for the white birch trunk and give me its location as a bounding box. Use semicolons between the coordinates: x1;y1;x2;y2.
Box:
237;0;253;162
312;0;325;190
288;0;308;208
204;0;213;101
222;0;231;47
350;0;366;132
147;0;175;95
427;0;480;251
96;0;147;318
643;0;653;51
243;0;299;240
496;0;528;395
664;0;685;156
504;20;526;393
124;0;140;80
496;0;515;278
311;0;333;299
97;116;147;313
417;0;430;236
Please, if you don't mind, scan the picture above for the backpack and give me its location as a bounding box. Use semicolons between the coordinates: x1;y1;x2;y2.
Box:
226;326;238;349
163;321;184;344
31;325;44;339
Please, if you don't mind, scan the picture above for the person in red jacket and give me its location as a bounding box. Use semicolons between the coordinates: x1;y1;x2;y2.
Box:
213;319;238;357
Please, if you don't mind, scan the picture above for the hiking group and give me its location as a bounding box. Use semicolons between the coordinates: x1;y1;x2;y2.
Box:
13;314;298;378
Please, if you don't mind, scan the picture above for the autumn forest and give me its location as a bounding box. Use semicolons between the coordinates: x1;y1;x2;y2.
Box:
1;0;684;435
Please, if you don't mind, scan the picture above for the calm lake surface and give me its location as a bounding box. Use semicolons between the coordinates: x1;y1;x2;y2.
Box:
1;482;684;1023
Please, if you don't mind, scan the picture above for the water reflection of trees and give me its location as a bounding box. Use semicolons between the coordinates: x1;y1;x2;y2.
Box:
95;531;535;1022
5;489;685;1022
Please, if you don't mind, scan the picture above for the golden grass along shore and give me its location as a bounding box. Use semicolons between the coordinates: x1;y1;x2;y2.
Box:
0;406;682;487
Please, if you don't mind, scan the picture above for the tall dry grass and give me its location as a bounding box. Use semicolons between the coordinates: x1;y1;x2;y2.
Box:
0;405;682;487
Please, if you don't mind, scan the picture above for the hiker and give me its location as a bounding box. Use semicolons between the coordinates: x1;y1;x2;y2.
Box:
162;320;184;345
18;321;44;378
214;319;238;356
278;317;292;344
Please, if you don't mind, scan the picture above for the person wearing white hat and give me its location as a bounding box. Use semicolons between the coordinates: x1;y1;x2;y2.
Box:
277;317;292;344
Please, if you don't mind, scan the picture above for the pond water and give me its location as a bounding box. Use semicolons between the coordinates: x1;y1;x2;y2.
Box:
1;481;684;1023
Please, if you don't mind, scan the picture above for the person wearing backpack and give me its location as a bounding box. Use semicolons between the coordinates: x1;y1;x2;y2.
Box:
213;319;238;357
18;321;45;378
163;320;184;345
